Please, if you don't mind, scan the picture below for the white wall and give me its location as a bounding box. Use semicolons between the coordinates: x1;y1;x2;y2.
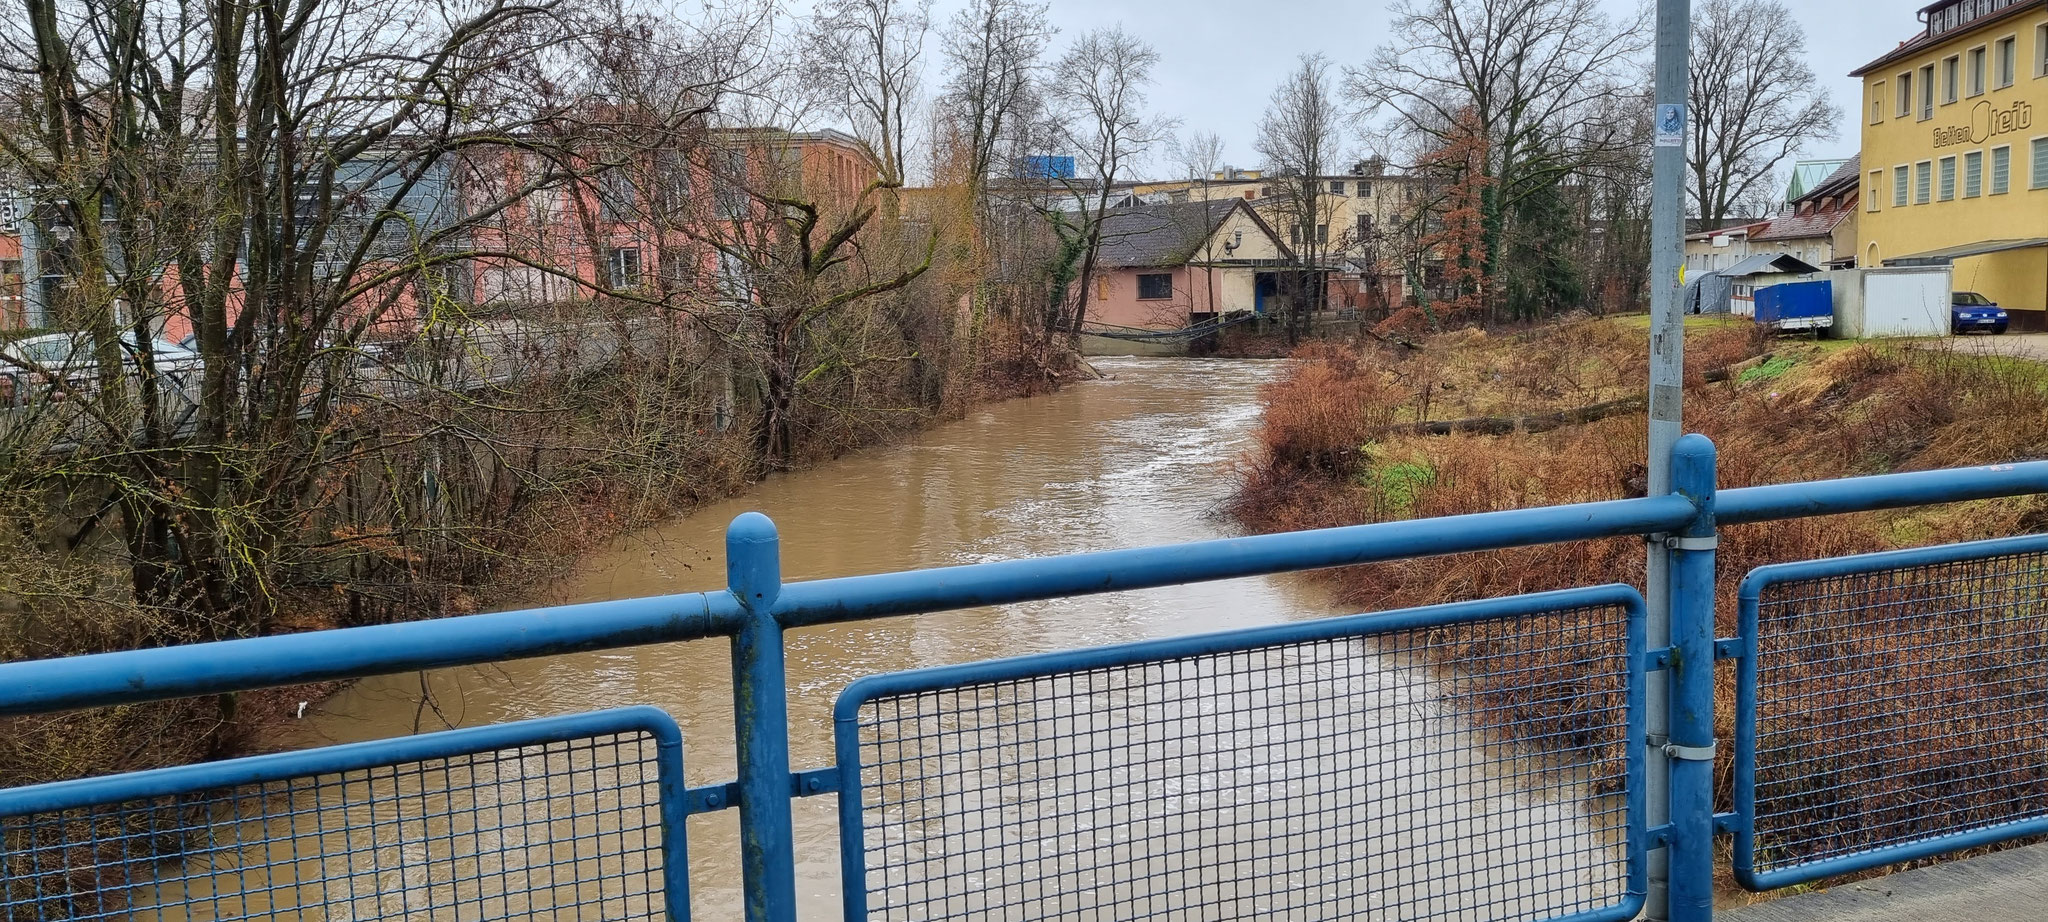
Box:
1831;267;1953;339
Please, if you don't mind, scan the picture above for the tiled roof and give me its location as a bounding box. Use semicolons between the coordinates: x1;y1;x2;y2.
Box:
1094;199;1273;268
1754;155;1860;242
1751;206;1851;243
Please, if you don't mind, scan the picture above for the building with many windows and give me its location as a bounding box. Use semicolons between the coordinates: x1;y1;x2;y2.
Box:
1855;0;2048;329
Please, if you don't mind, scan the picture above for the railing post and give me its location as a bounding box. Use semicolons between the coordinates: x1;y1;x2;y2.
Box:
727;512;796;922
1668;434;1718;922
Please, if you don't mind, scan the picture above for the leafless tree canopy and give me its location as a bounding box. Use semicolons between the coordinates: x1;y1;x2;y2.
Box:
803;0;934;184
1687;0;1839;226
936;0;1053;197
1041;26;1164;335
1256;54;1345;341
1346;0;1647;207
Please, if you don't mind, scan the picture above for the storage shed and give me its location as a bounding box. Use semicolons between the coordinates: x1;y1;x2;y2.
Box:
1719;253;1823;317
1828;266;1954;339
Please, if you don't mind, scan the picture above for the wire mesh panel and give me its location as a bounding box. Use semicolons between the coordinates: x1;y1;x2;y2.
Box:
0;706;687;921
1735;536;2048;889
834;587;1646;922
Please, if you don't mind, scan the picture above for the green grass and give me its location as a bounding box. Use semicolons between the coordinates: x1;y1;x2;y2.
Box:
1738;355;1799;385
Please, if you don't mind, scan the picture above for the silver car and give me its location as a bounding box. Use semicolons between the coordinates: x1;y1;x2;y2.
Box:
0;332;202;404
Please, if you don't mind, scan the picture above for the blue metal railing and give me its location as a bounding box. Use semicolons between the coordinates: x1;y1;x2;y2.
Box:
1732;534;2048;890
1;434;2046;922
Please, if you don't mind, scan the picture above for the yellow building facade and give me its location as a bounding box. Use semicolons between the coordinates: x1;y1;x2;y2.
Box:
1856;0;2048;329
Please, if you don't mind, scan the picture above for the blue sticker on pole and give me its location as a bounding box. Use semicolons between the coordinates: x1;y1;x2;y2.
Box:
1656;104;1685;147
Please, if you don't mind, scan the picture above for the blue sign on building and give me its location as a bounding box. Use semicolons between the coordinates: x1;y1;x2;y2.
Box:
1019;155;1077;180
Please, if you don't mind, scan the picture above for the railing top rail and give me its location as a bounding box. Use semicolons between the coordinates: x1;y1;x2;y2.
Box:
1;449;2045;719
0;494;1696;717
1715;461;2048;525
772;494;1695;628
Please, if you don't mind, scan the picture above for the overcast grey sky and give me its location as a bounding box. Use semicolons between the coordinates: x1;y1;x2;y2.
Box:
945;0;1921;174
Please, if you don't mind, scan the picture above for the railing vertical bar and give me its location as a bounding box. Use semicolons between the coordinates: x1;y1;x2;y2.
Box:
656;722;693;921
727;512;797;922
1668;434;1718;922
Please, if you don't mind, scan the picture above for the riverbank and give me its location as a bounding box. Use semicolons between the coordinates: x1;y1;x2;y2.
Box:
1229;316;2048;894
0;327;1089;792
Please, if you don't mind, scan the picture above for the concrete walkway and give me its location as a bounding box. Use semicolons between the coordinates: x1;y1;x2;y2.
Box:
1721;842;2048;921
1922;331;2048;362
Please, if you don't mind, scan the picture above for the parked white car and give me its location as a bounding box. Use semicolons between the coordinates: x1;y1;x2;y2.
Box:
0;332;202;404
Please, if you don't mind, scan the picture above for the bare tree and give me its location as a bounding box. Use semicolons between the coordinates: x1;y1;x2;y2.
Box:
1687;0;1839;227
1170;131;1227;196
1346;0;1646;297
1169;130;1227;315
804;0;935;185
0;0;782;644
1256;54;1346;344
1041;26;1164;339
937;0;1053;206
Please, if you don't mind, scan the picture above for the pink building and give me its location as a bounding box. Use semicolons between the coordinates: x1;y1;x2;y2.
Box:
1080;199;1294;338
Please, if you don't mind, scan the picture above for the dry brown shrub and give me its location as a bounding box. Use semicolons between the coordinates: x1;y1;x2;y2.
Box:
1251;343;1409;475
1232;319;2048;839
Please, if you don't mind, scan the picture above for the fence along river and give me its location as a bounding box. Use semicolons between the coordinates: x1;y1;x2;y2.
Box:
133;357;1625;920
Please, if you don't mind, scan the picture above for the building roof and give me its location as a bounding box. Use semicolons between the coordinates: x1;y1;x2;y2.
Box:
1722;253;1825;277
1093;199;1288;268
1852;0;2048;76
1785;159;1850;201
1888;238;2048;266
1685;219;1769;243
1754;155;1861;243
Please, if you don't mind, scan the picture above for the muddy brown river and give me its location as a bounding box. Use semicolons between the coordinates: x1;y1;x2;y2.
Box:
227;357;1625;920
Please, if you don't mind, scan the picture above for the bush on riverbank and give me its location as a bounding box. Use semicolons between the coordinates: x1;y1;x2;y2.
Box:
0;292;1078;794
1232;318;2048;878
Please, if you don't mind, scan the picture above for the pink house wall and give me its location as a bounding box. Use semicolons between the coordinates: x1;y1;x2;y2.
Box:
1086;266;1234;330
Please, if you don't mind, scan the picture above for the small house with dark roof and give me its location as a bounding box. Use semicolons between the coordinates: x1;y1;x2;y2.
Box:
1080;198;1297;340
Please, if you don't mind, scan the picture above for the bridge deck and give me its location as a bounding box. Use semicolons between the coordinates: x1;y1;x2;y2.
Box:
1723;842;2048;921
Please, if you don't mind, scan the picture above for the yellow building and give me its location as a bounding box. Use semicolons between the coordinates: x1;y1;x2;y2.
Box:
1856;0;2048;329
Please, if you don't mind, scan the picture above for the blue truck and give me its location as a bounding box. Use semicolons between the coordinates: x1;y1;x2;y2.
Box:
1753;280;1833;332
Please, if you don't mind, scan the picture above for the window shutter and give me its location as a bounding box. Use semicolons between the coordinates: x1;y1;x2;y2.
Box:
2034;138;2048;190
1992;147;2011;194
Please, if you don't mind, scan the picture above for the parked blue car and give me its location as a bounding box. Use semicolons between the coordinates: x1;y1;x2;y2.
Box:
1952;292;2009;334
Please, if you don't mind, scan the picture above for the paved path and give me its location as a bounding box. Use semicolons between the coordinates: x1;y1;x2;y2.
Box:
1721;842;2048;921
1931;331;2048;361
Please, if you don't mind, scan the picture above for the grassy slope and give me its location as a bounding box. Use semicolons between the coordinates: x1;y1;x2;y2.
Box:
1232;317;2048;897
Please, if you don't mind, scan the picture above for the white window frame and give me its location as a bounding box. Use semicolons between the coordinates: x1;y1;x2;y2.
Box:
1921;64;1938;119
1944;55;1962;104
1991;144;2013;194
1898;71;1915;118
1916;159;1934;203
1939;155;1958;200
1996;34;2019;88
606;245;642;289
2037;22;2048;78
2033;135;2048;189
1970;45;1989;96
1870;80;1887;125
1869;170;1884;211
1894;164;1911;207
1964;149;1985;197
